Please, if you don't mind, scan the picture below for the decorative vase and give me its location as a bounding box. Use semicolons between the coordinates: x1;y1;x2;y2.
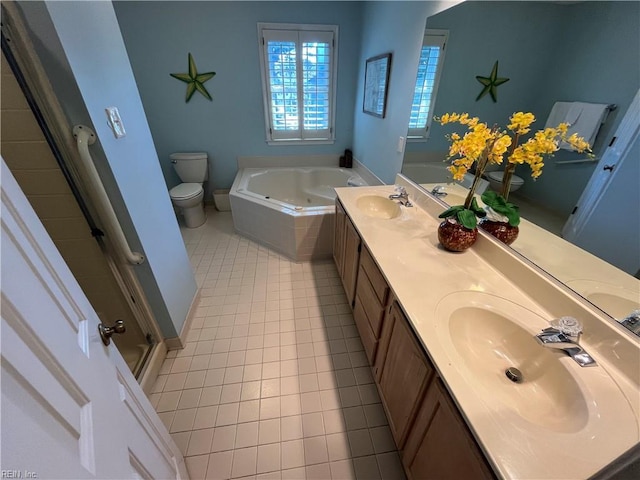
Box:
438;219;478;252
480;219;519;245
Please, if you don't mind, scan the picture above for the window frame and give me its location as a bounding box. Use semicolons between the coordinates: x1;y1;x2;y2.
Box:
257;22;338;145
408;29;448;142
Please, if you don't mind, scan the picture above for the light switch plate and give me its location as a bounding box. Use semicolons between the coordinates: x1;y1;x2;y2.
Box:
397;136;406;154
105;106;126;139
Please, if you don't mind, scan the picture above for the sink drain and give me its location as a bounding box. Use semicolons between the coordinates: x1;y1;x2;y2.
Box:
505;367;523;383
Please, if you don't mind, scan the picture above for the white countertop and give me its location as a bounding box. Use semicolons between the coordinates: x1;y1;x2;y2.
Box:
419;181;640;321
335;183;640;480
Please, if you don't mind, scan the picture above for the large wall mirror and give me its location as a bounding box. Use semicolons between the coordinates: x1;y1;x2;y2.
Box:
401;1;639;332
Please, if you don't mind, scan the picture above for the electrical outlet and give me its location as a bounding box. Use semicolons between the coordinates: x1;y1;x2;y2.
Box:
105;106;126;139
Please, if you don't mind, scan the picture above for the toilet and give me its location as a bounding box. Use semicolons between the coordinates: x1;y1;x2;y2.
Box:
169;152;208;228
486;170;524;193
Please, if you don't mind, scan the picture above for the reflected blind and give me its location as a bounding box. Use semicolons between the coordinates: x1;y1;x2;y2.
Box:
408;32;447;139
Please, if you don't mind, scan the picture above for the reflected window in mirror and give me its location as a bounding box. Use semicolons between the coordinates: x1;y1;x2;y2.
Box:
408;30;448;141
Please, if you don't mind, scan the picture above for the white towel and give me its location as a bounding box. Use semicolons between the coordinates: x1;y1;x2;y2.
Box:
545;101;609;150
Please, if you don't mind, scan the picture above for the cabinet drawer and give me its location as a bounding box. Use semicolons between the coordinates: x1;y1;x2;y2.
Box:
360;246;389;306
353;294;378;364
357;265;385;337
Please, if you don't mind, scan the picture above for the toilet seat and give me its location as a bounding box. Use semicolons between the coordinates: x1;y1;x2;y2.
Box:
487;171;524;186
170;183;203;200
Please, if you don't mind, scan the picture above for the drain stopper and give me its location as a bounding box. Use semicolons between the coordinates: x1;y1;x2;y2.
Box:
505;367;523;383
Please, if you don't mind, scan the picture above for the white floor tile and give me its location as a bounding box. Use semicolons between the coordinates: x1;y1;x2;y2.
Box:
211;425;236;453
232;446;258;478
161;211;403;480
257;443;281;474
235;421;259;449
187;427;214;456
258;418;281;445
281;439;305;470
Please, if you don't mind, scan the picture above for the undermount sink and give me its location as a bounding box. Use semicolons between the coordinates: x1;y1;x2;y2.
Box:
433;291;637;438
356;195;401;219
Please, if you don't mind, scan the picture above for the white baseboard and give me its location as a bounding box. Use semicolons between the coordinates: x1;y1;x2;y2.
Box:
165;288;201;351
139;341;168;395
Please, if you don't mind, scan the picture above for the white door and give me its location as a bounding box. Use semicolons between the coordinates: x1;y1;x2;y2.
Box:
1;157;188;479
562;89;640;244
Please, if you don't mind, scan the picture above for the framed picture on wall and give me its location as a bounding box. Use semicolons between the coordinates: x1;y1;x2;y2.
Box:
363;53;392;118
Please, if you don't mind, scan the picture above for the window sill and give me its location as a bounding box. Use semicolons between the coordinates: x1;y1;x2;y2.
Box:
266;139;335;146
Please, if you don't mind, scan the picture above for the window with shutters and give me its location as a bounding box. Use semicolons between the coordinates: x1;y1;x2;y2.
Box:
258;23;337;144
408;30;448;141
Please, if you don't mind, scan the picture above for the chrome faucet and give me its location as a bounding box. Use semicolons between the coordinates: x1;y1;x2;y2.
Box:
430;185;448;197
389;186;413;207
535;317;597;367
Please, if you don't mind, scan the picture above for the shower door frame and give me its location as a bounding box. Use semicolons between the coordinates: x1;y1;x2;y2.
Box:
1;3;166;391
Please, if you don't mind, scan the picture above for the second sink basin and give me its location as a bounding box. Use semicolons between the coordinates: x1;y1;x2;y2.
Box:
447;303;588;433
433;291;637;440
356;195;401;219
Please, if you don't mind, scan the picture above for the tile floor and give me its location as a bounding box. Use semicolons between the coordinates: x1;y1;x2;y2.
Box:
148;208;406;480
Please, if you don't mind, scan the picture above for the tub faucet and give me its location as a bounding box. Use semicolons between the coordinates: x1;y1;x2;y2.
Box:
389;186;413;207
535;317;596;367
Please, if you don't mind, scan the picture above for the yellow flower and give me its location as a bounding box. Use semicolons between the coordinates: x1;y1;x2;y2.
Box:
508;112;536;135
438;110;592;191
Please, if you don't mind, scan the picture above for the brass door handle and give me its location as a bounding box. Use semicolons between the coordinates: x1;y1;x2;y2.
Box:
99;320;126;346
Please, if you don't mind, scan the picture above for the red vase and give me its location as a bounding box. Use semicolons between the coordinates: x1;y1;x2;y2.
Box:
438;219;478;252
480;220;519;245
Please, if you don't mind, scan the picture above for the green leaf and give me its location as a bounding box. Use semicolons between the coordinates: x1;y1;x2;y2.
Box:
469;197;487;217
504;208;520;226
457;209;478;229
438;205;464;219
481;191;520;226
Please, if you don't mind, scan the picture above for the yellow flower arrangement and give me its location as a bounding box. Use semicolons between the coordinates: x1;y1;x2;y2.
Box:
435;111;592;229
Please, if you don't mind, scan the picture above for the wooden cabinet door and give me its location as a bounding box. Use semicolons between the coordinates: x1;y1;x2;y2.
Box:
342;215;361;307
403;379;495;480
379;302;433;448
333;201;346;275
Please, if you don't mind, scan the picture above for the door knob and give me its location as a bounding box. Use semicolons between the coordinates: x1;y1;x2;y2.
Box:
99;320;126;346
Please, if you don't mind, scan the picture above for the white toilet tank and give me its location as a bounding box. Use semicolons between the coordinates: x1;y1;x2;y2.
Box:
170;152;209;183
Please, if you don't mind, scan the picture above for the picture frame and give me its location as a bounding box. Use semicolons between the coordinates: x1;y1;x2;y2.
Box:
363;53;392;118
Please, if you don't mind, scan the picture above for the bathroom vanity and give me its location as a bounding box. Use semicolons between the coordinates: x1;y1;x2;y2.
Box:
333;177;639;479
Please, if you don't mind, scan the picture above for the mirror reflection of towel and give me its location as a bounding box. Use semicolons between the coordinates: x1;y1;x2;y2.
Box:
545;101;609;149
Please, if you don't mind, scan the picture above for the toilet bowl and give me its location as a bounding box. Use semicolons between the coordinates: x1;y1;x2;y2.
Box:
169;183;205;228
486;171;524;193
169;152;209;228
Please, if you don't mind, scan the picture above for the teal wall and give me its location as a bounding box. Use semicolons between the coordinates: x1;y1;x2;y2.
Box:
407;1;640;216
113;1;364;197
352;1;459;185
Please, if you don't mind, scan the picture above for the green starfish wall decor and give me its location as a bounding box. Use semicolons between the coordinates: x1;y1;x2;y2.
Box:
170;53;216;102
475;61;509;103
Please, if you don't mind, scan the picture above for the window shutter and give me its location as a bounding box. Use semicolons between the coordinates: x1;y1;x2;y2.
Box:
299;30;333;140
259;24;336;143
263;29;300;140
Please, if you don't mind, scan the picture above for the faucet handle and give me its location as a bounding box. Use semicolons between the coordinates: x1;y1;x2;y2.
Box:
394;185;407;195
551;316;583;337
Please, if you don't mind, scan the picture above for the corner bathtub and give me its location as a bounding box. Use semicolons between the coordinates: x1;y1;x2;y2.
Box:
229;167;367;261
